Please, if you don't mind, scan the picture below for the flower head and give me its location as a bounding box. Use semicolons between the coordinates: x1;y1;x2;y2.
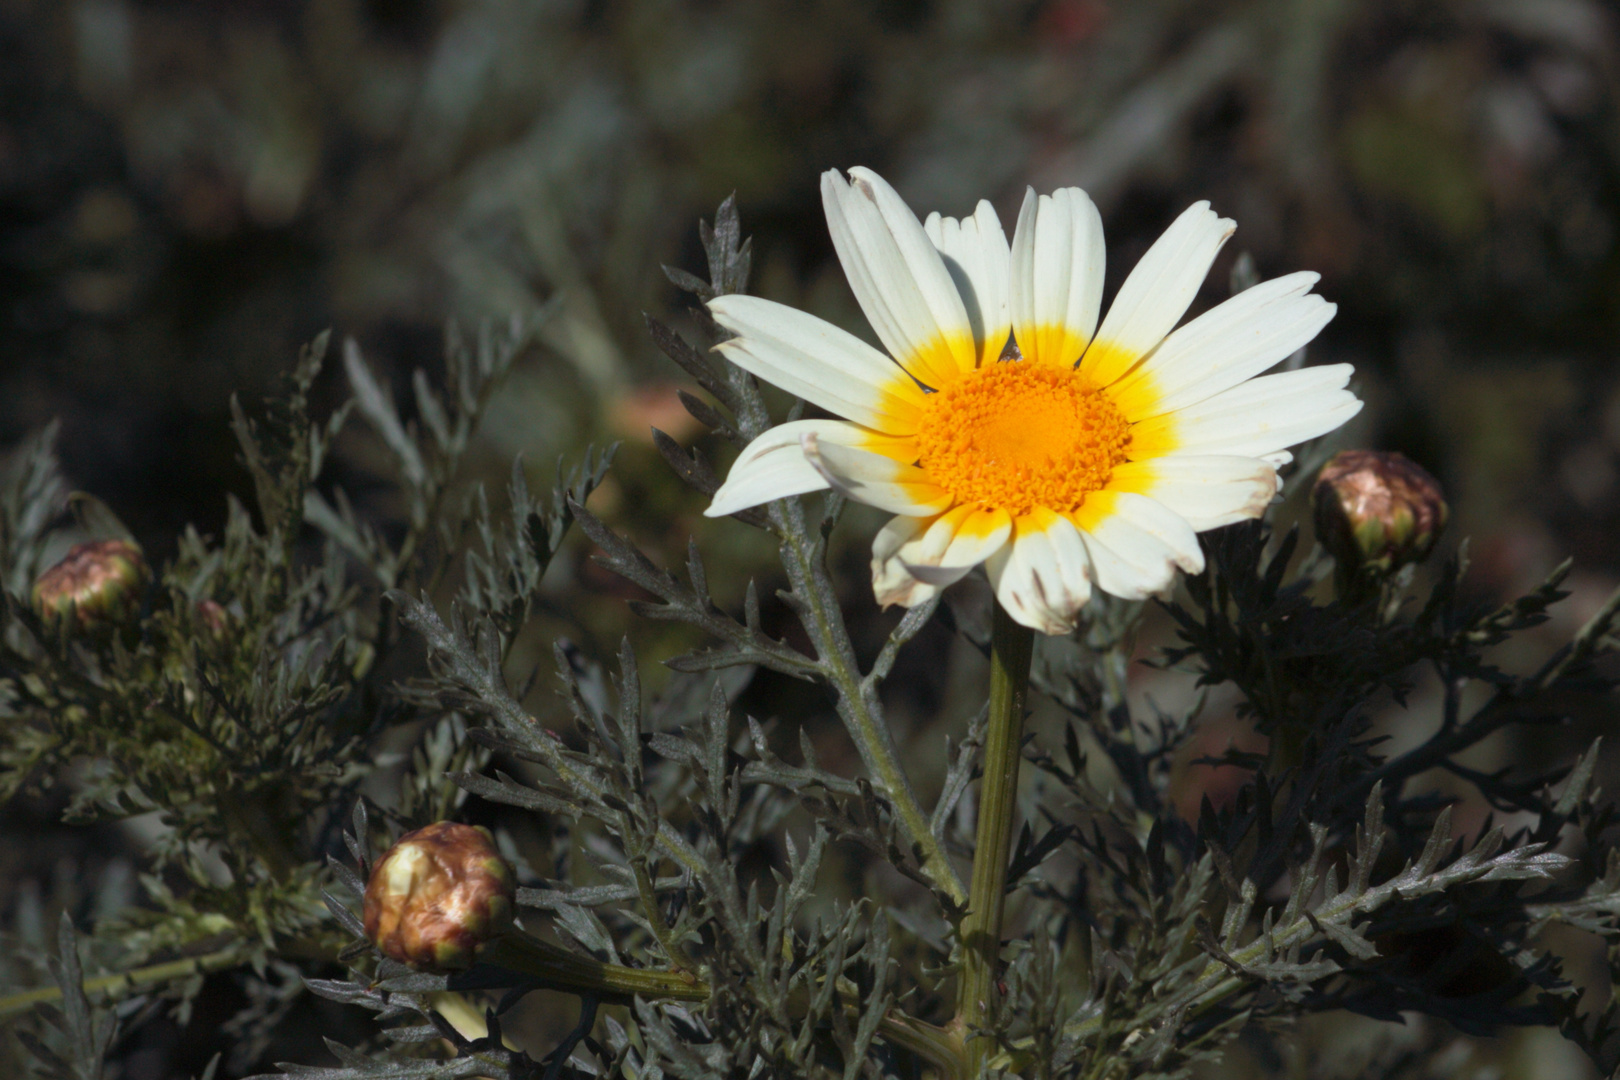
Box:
363;822;515;969
1312;449;1447;578
706;168;1360;633
32;539;149;637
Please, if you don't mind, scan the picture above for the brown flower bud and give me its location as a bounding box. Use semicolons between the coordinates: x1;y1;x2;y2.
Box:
1312;450;1448;579
195;599;229;637
31;539;149;637
362;822;515;969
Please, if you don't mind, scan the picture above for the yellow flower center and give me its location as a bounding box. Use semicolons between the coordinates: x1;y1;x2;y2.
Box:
915;360;1131;517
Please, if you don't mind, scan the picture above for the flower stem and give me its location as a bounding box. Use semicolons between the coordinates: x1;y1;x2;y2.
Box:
477;931;708;1004
956;602;1034;1072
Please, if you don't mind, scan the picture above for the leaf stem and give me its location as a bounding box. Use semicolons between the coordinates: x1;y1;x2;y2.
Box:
956;602;1034;1072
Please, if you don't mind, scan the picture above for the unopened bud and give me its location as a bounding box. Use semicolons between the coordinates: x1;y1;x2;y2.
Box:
196;599;229;637
32;539;149;636
1313;450;1448;579
362;822;515;969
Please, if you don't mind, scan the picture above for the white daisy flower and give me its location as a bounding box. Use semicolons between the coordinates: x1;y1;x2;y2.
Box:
704;167;1360;635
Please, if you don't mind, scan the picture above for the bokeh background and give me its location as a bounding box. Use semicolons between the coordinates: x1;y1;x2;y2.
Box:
3;0;1620;1076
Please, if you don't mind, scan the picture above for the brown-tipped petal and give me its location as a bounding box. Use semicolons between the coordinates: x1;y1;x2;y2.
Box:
1312;450;1448;579
362;822;516;970
31;539;149;637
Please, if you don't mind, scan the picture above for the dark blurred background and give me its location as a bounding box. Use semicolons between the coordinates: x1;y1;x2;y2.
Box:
3;0;1619;1076
5;0;1619;587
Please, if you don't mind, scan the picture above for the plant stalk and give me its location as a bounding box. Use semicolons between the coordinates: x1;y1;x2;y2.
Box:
956;603;1035;1073
1267;721;1305;781
477;931;708;1004
483;929;965;1076
768;494;967;905
2;925;966;1077
713;305;965;905
0;945;248;1019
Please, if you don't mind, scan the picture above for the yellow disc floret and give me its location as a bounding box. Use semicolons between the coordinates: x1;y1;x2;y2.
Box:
915;360;1131;517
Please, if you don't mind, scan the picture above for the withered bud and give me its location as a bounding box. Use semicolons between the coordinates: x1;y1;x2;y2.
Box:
32;539;149;637
362;822;515;969
1313;450;1448;579
196;599;229;637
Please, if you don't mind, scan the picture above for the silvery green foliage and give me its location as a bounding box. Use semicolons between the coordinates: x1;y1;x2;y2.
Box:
0;320;608;1075
5;200;1620;1080
13;918;119;1080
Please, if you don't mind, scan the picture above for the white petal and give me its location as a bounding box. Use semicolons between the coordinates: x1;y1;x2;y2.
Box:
1109;272;1336;420
924;200;1011;368
1105;492;1204;575
709;295;925;434
706;420;881;518
823;168;977;389
1071;489;1204;600
1107;455;1279;532
870;505;1010;604
1084;201;1235;387
1008;186;1106;367
1130;365;1362;460
1074;509;1180;601
902;564;976;587
871;513;947;608
902;506;1012;584
802;433;953;516
986;509;1094;635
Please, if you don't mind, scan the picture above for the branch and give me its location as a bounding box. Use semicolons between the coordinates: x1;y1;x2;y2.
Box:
0;944;250;1019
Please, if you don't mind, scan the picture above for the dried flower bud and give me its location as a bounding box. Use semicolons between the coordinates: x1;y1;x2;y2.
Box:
32;539;149;637
196;599;229;637
362;822;515;969
1313;450;1448;580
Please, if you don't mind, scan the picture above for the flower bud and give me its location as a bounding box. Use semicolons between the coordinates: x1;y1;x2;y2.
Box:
195;599;229;637
31;539;149;637
1312;450;1448;579
362;822;515;969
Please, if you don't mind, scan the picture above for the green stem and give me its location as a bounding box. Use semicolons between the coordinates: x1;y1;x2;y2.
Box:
0;945;248;1019
631;857;697;972
482;930;965;1077
769;496;967;905
0;924;966;1078
477;931;708;1004
881;1012;967;1080
956;603;1035;1074
716;322;962;904
1268;722;1304;781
